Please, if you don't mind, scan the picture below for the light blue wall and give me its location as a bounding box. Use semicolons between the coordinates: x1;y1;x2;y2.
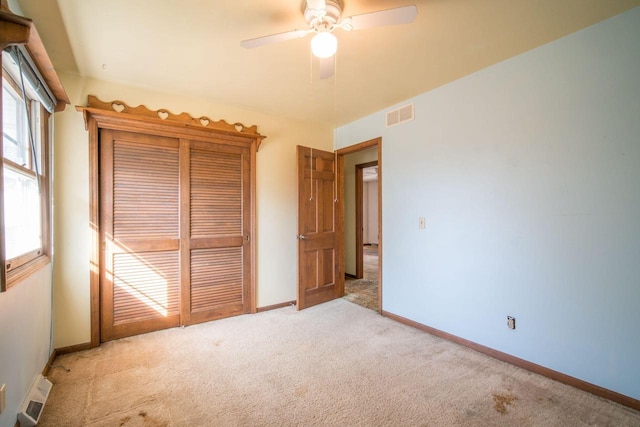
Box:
336;8;640;400
1;5;54;424
0;266;53;427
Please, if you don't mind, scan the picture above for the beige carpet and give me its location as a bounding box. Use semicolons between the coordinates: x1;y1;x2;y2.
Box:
41;299;640;426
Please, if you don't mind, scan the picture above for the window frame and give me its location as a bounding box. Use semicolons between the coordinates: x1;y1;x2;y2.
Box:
1;56;51;291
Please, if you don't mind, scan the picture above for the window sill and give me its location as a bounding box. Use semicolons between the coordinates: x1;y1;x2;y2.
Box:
6;254;50;289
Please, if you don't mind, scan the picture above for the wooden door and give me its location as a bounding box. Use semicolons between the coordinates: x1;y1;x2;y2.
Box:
296;145;342;309
185;140;251;324
100;130;181;341
100;130;252;341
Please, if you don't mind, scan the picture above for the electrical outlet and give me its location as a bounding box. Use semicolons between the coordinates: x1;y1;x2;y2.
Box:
0;383;6;413
507;316;516;330
419;217;425;229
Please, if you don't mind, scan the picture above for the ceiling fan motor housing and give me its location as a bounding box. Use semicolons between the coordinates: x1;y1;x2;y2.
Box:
241;1;418;79
304;0;343;30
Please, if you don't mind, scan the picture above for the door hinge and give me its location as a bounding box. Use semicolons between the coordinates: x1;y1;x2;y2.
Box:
246;234;250;242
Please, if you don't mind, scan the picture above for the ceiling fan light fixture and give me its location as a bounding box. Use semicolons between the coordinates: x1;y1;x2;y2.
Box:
311;32;337;58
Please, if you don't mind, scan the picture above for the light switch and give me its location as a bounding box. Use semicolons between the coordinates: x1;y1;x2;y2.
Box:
419;217;425;229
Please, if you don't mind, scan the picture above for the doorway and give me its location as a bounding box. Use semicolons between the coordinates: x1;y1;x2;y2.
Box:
356;162;378;279
336;138;381;313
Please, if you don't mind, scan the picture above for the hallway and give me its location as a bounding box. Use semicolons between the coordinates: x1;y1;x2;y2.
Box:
343;244;378;311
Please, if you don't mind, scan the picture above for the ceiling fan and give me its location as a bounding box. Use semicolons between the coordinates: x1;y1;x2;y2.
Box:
240;0;418;79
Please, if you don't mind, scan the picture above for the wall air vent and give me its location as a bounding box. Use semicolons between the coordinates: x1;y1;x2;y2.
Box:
18;375;52;427
386;103;414;128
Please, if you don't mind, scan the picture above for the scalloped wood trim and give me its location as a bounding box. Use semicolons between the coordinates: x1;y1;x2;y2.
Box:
79;95;264;141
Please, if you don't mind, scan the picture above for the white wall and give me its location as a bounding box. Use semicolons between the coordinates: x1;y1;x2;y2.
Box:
1;4;55;422
364;180;378;245
52;73;333;348
343;147;377;275
336;8;640;400
0;266;52;427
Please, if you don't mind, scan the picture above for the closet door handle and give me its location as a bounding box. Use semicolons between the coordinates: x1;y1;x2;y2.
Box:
297;234;307;240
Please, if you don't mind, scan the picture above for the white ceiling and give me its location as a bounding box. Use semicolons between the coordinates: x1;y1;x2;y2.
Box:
16;0;640;127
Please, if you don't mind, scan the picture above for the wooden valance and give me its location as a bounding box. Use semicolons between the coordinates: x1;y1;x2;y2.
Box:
0;3;70;111
77;95;266;149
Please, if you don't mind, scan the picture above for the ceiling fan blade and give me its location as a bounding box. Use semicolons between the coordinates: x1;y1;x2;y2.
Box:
343;5;418;31
306;0;327;13
319;55;335;79
241;29;311;49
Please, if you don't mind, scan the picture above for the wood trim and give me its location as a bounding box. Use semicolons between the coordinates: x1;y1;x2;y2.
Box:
336;137;380;156
382;310;640;412
336;137;383;313
179;139;191;326
0;9;69;110
355;166;363;279
78;96;265;147
24;24;70;111
3;158;37;176
0;10;30;49
256;300;296;312
3;101;52;290
356;162;379;170
249;141;258;313
41;349;58;377
376;142;383;314
6;255;50;287
88;116;100;348
80;109;260;150
40;107;51;265
55;342;93;356
336;152;345;297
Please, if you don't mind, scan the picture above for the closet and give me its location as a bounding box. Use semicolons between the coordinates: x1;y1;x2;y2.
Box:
80;96;263;343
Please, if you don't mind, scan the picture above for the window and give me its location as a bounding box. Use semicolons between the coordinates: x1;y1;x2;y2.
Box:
1;47;51;291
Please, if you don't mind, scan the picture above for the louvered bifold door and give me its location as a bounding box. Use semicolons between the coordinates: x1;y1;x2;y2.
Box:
100;130;181;341
185;140;251;324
